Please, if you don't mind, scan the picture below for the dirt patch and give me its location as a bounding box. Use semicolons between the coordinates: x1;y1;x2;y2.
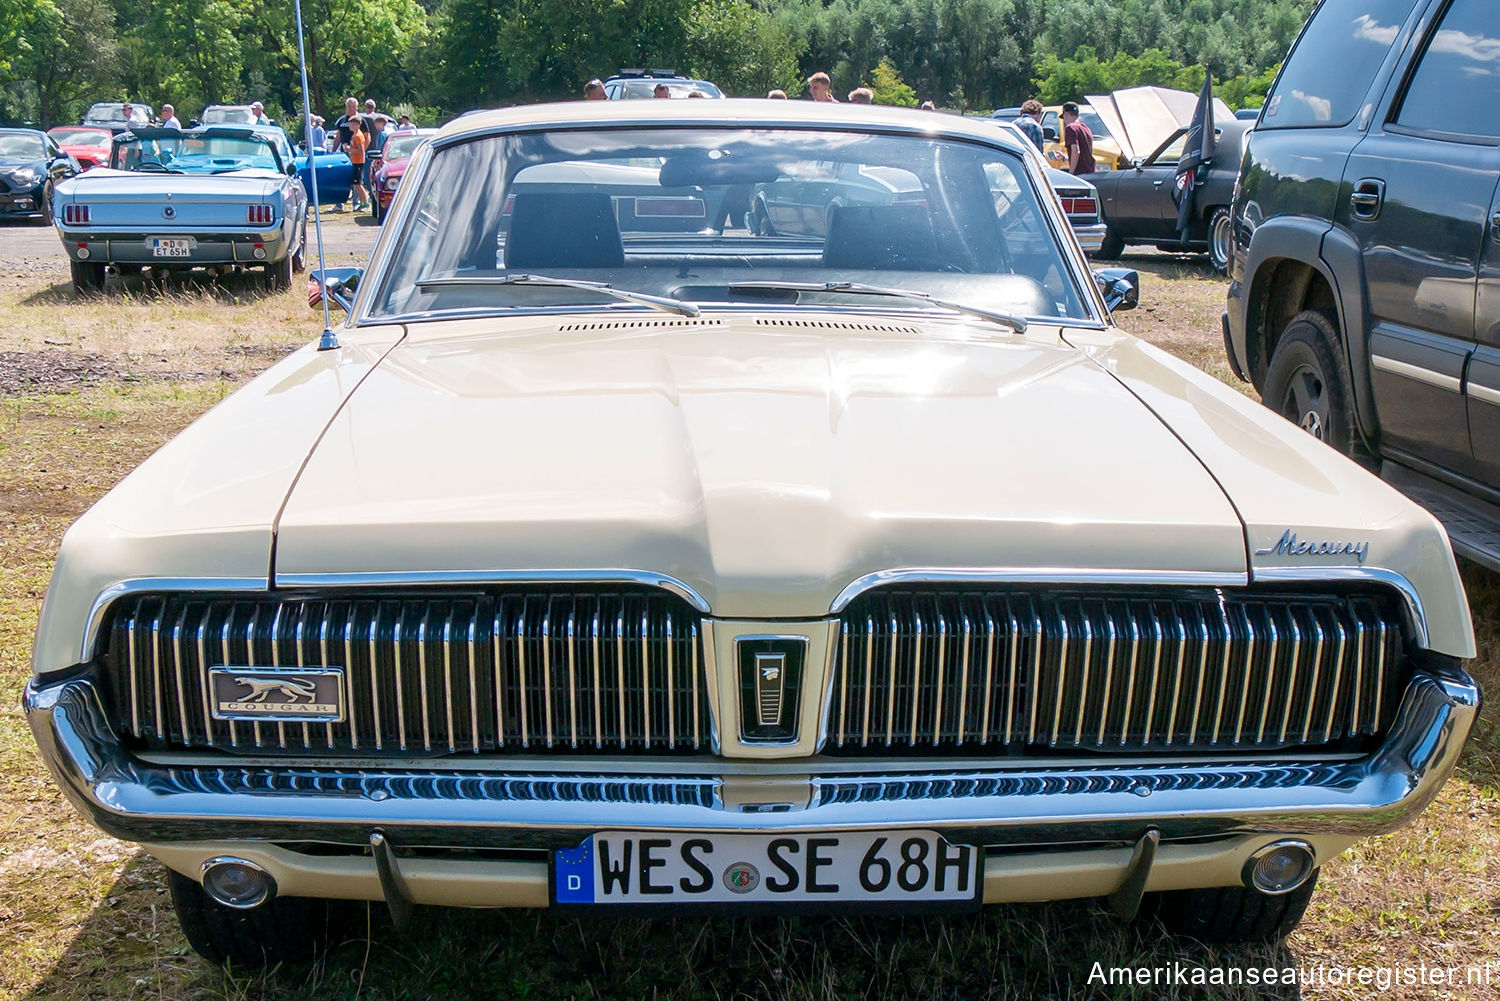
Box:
0;346;297;395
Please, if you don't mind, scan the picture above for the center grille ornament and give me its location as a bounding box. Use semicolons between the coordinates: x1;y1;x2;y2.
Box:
736;637;808;744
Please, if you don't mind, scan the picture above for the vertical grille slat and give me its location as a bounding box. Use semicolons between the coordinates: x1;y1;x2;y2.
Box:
827;587;1410;756
104;589;708;756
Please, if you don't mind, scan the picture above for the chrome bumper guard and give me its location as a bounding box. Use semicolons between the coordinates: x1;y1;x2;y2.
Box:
1072;222;1108;254
24;664;1478;851
57;229;288;265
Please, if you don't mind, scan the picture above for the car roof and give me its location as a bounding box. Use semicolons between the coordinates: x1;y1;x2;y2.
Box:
0;127;46;137
432;99;1032;155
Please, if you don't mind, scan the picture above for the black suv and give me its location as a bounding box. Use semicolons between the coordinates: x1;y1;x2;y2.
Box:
1224;0;1500;566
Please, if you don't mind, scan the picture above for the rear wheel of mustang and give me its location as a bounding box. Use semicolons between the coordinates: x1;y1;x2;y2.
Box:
1151;870;1319;943
167;869;342;968
291;214;308;273
265;252;294;292
70;260;105;294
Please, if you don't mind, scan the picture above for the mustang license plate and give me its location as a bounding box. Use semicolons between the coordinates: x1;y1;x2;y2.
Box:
151;238;193;257
553;830;980;907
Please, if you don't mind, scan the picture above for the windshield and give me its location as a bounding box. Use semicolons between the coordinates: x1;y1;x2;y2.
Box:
202;107;257;124
383;134;428;160
49;129;111;149
369;126;1088;323
616;80;723;99
87;103;149;124
0;134;45;159
115;134;278;173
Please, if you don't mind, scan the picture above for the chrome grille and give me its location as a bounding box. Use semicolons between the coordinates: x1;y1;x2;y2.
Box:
101;589;709;754
827;588;1405;754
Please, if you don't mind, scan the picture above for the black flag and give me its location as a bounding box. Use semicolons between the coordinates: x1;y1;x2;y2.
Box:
1174;70;1216;246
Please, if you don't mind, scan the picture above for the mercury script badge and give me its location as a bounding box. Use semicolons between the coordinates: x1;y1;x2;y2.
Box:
210;667;345;722
1256;529;1369;564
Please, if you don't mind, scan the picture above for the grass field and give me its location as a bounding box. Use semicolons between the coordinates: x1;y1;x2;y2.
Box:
1;251;1496;1000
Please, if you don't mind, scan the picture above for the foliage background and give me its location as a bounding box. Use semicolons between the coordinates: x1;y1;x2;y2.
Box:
0;0;1309;125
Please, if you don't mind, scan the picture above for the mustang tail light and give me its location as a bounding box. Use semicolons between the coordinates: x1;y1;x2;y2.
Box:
63;204;90;225
1060;196;1097;216
246;204;274;225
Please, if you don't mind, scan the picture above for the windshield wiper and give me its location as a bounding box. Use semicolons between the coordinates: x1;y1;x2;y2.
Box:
414;273;700;318
727;280;1028;334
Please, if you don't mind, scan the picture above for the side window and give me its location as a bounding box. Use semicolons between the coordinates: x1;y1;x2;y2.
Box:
1392;0;1500;139
1262;0;1418;128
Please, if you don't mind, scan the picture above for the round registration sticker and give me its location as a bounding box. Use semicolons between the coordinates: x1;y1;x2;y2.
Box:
722;862;760;894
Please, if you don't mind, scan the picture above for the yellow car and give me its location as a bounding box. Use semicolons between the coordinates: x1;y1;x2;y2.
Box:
1040;104;1129;171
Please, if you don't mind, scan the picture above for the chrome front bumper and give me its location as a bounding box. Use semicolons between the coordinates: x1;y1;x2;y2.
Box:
24;663;1478;852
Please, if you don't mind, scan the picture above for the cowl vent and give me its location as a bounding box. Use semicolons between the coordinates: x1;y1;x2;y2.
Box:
557;319;725;332
754;318;922;335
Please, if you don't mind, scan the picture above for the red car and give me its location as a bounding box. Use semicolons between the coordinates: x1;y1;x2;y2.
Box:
47;126;114;170
370;128;435;223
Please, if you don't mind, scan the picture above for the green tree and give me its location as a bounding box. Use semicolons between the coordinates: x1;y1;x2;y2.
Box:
682;0;801;97
2;0;120;125
867;57;915;106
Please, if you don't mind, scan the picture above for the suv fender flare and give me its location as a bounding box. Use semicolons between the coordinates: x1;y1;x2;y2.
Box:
1241;217;1379;447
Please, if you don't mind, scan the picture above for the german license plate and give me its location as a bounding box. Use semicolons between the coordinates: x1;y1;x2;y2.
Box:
151;238;192;257
553;830;980;907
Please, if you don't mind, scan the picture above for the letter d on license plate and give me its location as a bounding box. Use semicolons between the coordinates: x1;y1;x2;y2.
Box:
553;831;980;908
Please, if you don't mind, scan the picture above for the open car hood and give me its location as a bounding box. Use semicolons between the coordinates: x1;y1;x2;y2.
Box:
1085;87;1235;163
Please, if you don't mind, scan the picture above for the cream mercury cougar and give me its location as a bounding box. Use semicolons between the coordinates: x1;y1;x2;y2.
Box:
25;101;1480;967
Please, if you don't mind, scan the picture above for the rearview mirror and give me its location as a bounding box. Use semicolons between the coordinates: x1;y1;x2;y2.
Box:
1093;267;1139;312
308;267;361;312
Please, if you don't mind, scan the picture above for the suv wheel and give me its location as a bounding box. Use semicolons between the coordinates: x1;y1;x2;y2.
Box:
1263;310;1371;462
1151;870;1319;943
167;868;342;968
1208;208;1232;273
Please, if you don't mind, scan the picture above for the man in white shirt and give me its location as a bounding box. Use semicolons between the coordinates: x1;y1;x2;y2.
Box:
159;104;182;129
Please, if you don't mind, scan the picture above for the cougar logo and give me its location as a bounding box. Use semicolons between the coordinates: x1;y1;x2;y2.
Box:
232;676;319;703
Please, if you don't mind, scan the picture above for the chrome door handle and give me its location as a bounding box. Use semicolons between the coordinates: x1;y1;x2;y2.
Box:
1350;178;1385;220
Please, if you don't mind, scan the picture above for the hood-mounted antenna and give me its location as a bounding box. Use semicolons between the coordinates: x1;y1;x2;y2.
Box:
293;0;338;351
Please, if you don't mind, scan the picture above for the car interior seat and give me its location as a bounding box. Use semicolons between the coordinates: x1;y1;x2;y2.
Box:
822;204;942;270
504;192;625;269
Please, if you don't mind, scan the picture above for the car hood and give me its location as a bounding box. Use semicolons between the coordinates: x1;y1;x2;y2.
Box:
0;157;42;170
1085;87;1235;163
273;314;1248;617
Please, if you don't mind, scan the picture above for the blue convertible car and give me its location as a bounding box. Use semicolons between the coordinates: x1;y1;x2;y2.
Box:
52;124;310;293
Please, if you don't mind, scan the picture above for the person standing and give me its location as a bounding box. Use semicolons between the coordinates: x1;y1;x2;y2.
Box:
159;104;181;129
250;101;270;125
807;72;837;102
1061;101;1096;174
1013;99;1045;153
584;79;607;100
347;118;369;211
847;88;873;105
309;115;326;151
767;89;787;99
332;98;361;212
394;113;415;134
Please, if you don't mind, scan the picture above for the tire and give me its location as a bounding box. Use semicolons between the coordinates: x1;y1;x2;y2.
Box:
1208;207;1232;273
264;252;293;292
70;259;105;294
36;183;54;226
1262;310;1374;465
372;195;383;224
291;214;308;273
167;869;341;968
1151;870;1319;944
749;199;777;237
1095;223;1124;260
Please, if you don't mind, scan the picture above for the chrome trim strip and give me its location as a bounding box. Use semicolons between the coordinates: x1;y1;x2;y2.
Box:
1371;354;1461;393
1252;567;1429;651
274;569;710;614
1467;379;1500;408
831;569;1249;612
